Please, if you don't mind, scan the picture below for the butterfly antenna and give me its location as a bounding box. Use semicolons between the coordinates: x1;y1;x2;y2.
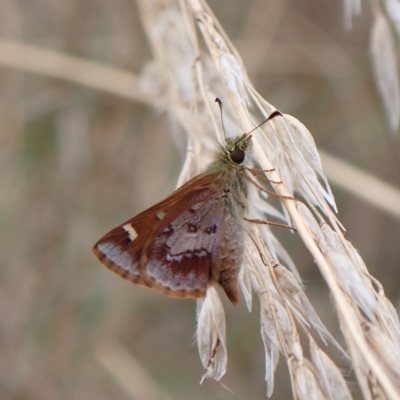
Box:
233;110;283;148
215;98;228;142
244;110;283;139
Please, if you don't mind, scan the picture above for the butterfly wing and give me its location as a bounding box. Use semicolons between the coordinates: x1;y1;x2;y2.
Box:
93;172;234;299
141;183;227;299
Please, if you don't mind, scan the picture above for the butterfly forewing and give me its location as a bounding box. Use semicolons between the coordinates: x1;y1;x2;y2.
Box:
93;172;239;300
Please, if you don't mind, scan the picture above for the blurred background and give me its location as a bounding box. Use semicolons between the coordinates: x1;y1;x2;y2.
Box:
1;0;399;399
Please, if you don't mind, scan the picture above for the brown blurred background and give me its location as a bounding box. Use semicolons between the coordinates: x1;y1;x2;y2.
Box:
1;0;399;399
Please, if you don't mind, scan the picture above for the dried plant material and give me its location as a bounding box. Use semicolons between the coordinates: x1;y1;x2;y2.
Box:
0;39;145;102
219;53;249;105
196;286;227;382
283;115;336;211
310;339;352;400
384;0;400;37
320;224;378;322
274;264;344;352
345;0;400;131
96;341;175;400
319;149;400;220
238;261;253;311
293;364;325;400
342;0;362;30
379;296;400;344
137;0;400;397
370;7;400;131
260;324;280;397
365;320;400;380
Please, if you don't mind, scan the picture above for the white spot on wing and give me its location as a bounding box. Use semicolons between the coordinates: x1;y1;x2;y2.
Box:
156;210;166;220
123;224;138;241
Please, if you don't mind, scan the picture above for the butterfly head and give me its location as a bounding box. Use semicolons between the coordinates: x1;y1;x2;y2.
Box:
225;133;252;166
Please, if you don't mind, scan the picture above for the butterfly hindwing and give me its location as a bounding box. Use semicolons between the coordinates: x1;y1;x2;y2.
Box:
93;173;231;299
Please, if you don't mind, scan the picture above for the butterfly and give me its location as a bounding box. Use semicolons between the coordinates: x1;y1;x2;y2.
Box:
92;101;282;304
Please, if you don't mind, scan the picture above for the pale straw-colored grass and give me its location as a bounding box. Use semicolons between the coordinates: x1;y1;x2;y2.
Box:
136;0;400;398
350;0;400;132
343;0;400;130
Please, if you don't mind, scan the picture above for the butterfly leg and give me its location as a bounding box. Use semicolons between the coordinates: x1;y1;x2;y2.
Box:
243;170;295;200
244;217;297;232
244;166;282;184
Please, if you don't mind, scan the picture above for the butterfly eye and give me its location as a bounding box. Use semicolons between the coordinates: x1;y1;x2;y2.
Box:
230;147;245;164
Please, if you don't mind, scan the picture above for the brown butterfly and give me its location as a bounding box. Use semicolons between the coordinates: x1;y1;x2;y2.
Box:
93;101;282;304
